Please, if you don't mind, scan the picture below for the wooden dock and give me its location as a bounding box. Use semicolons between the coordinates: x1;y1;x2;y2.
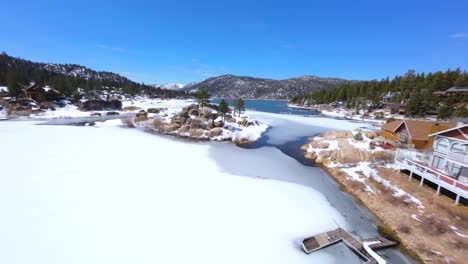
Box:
302;228;397;264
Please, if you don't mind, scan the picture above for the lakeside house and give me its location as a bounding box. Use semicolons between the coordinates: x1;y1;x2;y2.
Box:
24;83;64;102
0;86;8;97
432;86;468;97
395;124;468;204
380;120;455;149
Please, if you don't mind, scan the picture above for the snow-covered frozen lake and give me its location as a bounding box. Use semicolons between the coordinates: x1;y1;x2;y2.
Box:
0;100;414;264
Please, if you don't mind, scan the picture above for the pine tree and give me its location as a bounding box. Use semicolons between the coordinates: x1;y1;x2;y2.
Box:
196;88;210;107
6;69;22;98
233;98;245;117
217;99;229;121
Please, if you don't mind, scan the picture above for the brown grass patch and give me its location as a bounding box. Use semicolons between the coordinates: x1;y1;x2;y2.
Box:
450;236;468;251
397;224;412;234
122;106;141;111
419;215;451;236
347;179;367;192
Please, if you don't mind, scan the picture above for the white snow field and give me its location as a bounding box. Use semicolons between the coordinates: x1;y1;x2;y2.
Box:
0;121;349;264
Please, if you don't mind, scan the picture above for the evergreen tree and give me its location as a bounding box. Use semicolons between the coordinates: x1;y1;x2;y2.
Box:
196;88;210;107
6;69;22;98
454;104;468;118
233;98;245;117
217;99;229;121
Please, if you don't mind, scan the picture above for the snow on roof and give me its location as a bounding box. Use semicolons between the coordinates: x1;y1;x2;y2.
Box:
0;86;8;93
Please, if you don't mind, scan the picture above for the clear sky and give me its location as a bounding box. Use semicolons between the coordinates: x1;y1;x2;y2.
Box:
1;0;467;84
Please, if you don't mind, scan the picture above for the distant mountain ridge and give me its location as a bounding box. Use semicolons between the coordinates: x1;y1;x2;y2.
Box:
182;74;352;99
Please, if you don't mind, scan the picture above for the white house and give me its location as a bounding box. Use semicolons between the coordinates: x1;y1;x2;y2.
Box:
395;124;468;204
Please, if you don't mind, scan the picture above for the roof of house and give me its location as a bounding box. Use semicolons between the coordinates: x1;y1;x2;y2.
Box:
446;86;468;93
428;124;468;140
382;120;455;140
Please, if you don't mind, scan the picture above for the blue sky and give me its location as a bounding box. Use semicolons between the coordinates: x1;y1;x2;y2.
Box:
1;0;467;84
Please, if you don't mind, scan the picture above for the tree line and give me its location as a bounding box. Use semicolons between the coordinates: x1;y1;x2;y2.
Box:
196;88;245;119
290;69;468;118
0;52;190;100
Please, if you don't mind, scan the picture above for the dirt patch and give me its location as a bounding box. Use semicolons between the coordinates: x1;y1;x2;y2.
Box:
326;166;468;264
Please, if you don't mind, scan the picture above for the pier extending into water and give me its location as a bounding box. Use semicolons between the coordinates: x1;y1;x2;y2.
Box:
302;228;397;264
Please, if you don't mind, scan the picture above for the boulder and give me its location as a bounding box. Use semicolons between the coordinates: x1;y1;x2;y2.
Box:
207;119;214;129
136;111;147;118
165;123;181;132
106;111;120;116
183;104;199;111
209;127;223;137
304;151;317;160
80;99;122;111
322;159;332;167
321;130;352;140
188;109;199;116
318;150;331;159
214;120;224;127
188;118;205;129
198;107;213;119
300;144;310;151
311;140;330;149
90;112;101;117
239;118;251;127
179;125;190;133
147;108;160;114
364;131;376;139
189;128;204;137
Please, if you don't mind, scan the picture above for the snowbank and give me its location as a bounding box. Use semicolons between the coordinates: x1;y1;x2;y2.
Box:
0;121;348;264
342;162;424;208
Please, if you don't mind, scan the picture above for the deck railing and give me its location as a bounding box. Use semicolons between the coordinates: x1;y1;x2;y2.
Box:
395;149;468;198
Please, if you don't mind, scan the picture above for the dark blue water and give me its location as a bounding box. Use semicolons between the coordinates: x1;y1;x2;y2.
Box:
211;99;319;116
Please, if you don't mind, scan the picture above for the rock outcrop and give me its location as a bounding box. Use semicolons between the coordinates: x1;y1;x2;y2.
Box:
302;129;394;165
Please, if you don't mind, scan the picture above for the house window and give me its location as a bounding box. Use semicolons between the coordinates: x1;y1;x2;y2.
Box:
432;156;445;170
435;138;450;153
445;161;462;179
450;142;466;154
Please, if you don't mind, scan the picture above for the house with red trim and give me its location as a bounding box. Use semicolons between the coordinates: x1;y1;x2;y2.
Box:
381;120;455;149
395;124;468;204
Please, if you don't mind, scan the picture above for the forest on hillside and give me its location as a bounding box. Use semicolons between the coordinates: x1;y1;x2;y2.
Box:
0;53;189;100
290;69;468;118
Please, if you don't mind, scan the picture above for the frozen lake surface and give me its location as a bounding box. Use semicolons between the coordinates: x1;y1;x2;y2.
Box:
0;100;414;264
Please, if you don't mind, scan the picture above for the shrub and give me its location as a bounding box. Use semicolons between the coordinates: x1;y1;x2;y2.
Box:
152;116;165;131
134;115;148;123
122;106;141;111
121;116;135;128
354;132;363;141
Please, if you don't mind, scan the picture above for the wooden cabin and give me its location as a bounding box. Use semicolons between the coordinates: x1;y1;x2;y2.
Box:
380;120;455;149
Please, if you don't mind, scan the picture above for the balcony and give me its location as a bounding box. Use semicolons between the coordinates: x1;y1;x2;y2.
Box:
395;149;468;204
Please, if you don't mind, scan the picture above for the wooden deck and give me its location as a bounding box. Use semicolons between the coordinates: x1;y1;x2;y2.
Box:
302;228;397;264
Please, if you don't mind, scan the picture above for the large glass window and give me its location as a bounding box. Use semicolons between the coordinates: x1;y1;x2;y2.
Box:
435;138;449;152
450;142;466;154
432;156;445;170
